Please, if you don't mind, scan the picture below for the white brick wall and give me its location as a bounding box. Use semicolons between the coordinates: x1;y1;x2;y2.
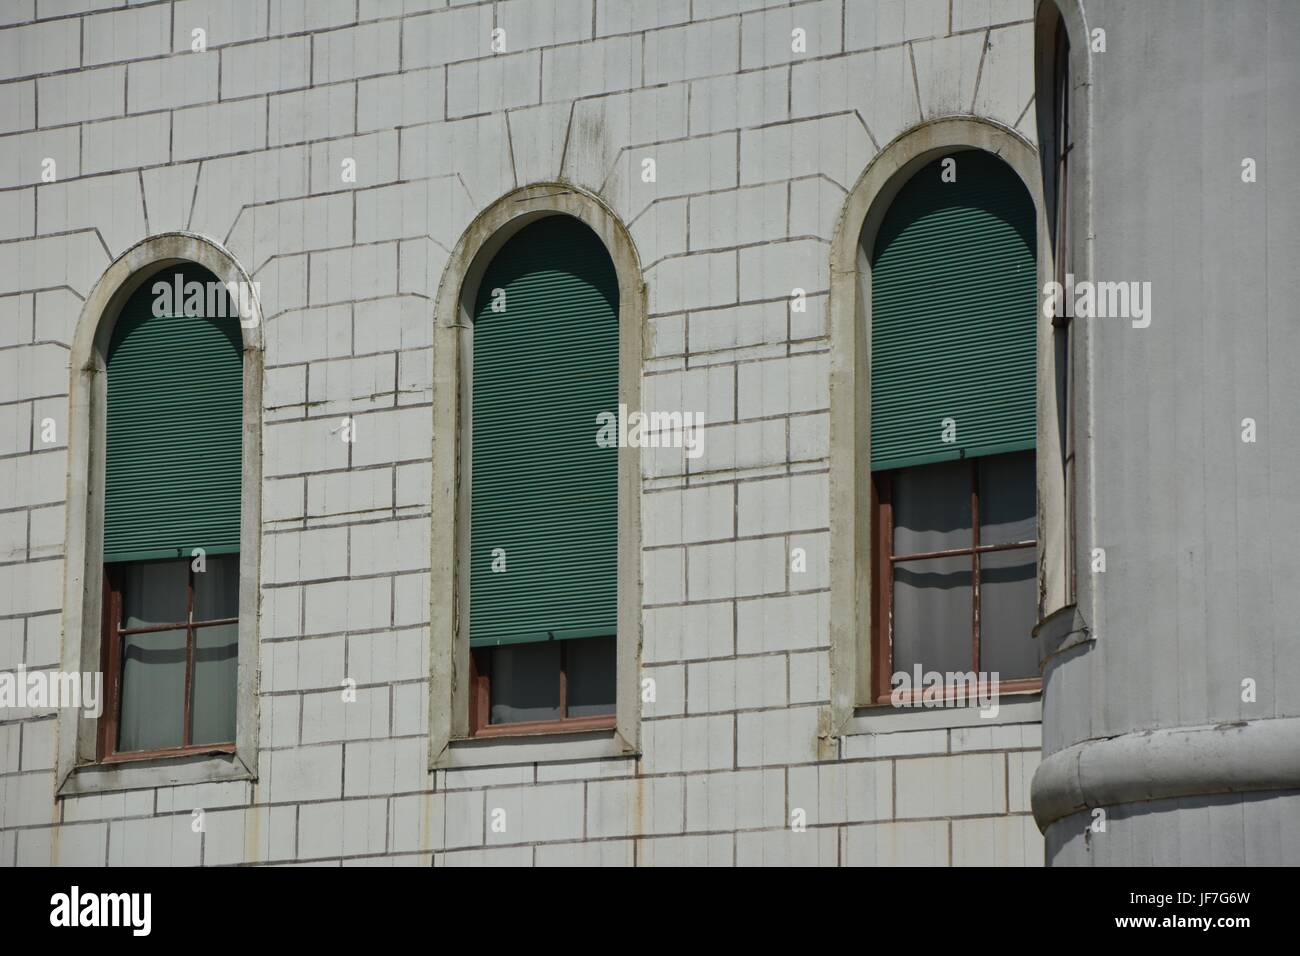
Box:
0;0;1043;868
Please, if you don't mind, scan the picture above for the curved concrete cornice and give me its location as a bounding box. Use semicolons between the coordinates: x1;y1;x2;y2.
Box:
1032;716;1300;831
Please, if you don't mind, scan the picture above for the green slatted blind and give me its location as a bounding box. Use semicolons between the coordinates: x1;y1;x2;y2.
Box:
470;216;619;648
871;150;1037;472
104;266;244;562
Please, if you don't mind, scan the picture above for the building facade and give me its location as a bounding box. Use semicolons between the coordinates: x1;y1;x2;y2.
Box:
0;0;1295;867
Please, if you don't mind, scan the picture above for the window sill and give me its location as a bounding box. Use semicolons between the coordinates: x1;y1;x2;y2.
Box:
1035;603;1091;662
99;742;236;765
57;749;254;798
868;678;1041;708
434;725;638;770
847;692;1042;735
468;715;616;739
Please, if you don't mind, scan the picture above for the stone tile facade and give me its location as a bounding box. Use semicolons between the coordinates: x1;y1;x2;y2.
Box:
0;0;1043;866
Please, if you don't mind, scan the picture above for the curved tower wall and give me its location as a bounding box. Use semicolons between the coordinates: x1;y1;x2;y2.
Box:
1035;0;1300;865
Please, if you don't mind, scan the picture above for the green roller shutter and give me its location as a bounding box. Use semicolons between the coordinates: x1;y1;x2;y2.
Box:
104;266;244;562
470;216;619;648
871;150;1037;472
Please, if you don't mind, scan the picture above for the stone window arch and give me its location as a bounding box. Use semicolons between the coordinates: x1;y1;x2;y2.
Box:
825;119;1067;733
58;233;263;795
429;184;645;767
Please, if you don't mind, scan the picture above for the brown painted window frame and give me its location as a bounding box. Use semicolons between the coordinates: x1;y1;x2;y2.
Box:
870;456;1042;706
97;558;239;763
468;639;618;738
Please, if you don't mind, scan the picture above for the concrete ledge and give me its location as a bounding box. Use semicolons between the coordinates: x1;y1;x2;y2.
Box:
432;729;638;770
847;695;1041;735
1032;716;1300;831
1034;603;1092;665
58;751;255;798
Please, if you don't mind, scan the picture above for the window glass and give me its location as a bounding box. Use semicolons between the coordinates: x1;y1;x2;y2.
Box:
118;628;187;752
490;642;562;725
877;451;1039;699
566;637;616;718
110;556;240;754
191;623;239;745
122;559;188;627
978;452;1036;546
893;459;972;555
891;555;972;676
193;554;240;620
979;549;1038;679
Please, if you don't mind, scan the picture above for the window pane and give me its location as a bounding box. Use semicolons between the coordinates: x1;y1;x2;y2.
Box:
892;460;972;556
118;628;186;752
121;559;188;628
489;642;561;725
190;623;238;745
979;548;1038;680
891;555;972;678
979;452;1036;546
193;554;239;621
565;636;615;718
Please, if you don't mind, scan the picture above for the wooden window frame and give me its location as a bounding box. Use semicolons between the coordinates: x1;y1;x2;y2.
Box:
468;639;618;738
870;456;1041;706
97;557;239;763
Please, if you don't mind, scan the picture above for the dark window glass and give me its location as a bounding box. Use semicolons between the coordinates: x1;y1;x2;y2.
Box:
566;637;617;718
490;642;562;725
979;453;1036;546
122;560;187;628
193;554;239;619
476;635;617;732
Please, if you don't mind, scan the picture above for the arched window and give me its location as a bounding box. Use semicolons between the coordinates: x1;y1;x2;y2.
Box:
98;264;244;759
1039;7;1072;275
1037;3;1076;601
868;150;1040;703
466;216;620;735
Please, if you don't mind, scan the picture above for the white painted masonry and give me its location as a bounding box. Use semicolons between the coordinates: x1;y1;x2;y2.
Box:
0;0;1048;866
